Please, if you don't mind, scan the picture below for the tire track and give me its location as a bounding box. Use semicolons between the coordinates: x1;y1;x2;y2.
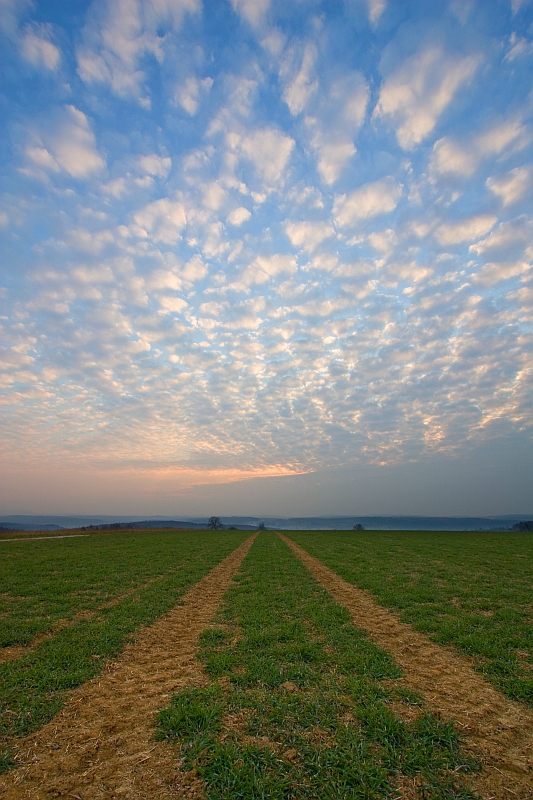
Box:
0;534;257;800
279;532;533;800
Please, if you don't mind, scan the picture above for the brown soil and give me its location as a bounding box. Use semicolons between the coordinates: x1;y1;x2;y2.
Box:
279;533;533;800
0;568;183;665
0;534;257;800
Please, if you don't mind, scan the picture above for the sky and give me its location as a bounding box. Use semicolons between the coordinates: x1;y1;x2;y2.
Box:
0;0;532;518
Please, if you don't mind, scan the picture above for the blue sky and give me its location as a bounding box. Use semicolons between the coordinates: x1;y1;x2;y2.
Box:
1;0;532;517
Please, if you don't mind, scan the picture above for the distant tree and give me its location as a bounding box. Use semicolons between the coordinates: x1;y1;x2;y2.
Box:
207;516;224;529
352;523;364;530
257;522;266;530
512;520;533;532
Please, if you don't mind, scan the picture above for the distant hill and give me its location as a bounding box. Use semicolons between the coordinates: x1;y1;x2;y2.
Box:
1;514;532;533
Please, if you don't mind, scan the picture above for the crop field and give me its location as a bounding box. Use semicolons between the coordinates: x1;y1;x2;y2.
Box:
159;533;477;798
286;531;533;707
0;529;248;770
1;529;532;799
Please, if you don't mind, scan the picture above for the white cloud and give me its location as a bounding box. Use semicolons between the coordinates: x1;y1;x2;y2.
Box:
240;128;294;185
368;0;386;25
430;119;530;180
473;261;531;286
285;220;335;252
133;198;187;243
434;214;497;246
176;76;213;115
20;24;61;71
241;254;297;285
137;154;171;177
25;105;105;179
158;295;188;313
182;255;208;282
227;207;251;225
505;32;533;61
280;43;318;116
77;0;201;103
333;176;402;227
469;218;533;256
375;46;480;149
487;166;533;206
230;0;271;29
430;137;475;178
307;72;369;184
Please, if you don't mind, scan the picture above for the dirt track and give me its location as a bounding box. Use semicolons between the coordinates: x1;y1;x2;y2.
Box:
0;534;256;800
280;533;533;800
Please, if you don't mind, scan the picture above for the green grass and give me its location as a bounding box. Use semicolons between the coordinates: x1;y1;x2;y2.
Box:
0;530;241;648
158;533;478;799
286;530;533;706
0;530;247;772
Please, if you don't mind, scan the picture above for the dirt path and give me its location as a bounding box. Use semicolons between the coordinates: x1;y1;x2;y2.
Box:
279;533;533;800
0;534;256;800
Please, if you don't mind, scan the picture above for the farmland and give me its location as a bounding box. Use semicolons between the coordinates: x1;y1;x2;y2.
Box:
0;529;532;798
286;530;533;706
0;529;248;770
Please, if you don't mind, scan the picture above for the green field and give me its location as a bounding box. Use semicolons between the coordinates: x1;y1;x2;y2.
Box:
0;529;248;771
286;530;533;706
2;527;530;796
159;533;477;798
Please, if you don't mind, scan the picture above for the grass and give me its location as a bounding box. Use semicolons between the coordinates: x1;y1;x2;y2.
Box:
0;529;247;772
158;533;478;799
286;530;533;706
0;529;242;648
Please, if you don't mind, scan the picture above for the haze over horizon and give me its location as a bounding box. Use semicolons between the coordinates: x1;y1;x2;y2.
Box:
1;0;532;518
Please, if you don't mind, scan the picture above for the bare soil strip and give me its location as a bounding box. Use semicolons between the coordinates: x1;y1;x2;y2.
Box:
0;534;257;800
279;533;533;800
0;566;183;665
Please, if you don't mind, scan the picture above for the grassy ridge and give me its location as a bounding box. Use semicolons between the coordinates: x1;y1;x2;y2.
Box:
0;530;247;772
286;531;533;706
159;533;477;799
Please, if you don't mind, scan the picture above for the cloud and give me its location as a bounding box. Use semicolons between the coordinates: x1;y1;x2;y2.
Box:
333;176;402;227
137;154;172;177
280;42;318;116
20;23;61;71
77;0;201;104
241;254;297;285
176;76;213;115
473;260;532;286
25;105;105;179
430;119;530;179
487;165;533;206
158;295;188;313
505;31;533;61
368;0;386;25
240;127;294;185
469;217;533;258
285;220;335;252
434;214;497;245
227;206;251;225
133;197;187;243
230;0;271;29
306;72;369;184
375;45;480;149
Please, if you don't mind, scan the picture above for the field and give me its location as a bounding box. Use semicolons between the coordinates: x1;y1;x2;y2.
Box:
0;529;532;799
0;529;248;770
286;530;533;706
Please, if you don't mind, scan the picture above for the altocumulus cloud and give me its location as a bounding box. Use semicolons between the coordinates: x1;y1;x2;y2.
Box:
0;0;532;513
